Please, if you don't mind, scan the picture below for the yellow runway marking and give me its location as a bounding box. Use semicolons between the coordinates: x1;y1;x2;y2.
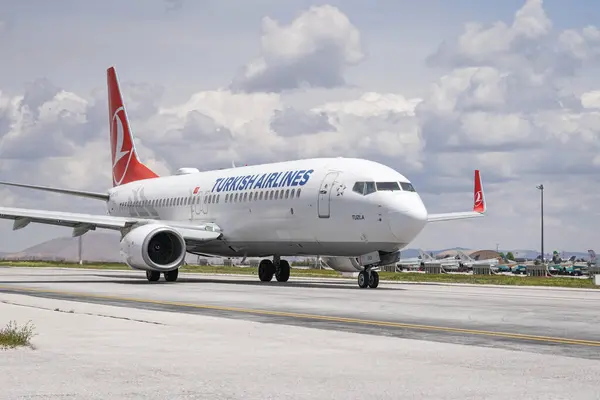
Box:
1;285;600;347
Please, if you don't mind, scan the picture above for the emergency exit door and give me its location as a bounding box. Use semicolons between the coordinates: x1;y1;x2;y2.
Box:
318;172;339;218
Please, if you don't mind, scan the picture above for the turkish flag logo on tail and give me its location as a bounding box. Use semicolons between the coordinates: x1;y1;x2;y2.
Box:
473;170;486;213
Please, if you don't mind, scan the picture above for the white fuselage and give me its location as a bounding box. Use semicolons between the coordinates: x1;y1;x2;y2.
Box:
106;157;428;258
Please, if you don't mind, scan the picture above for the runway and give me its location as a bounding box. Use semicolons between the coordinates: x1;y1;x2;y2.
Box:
2;267;600;399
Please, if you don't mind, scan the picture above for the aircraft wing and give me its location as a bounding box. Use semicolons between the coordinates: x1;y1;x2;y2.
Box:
0;206;222;242
427;170;487;223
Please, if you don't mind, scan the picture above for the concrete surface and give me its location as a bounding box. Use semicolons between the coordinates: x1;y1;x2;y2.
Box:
1;267;600;399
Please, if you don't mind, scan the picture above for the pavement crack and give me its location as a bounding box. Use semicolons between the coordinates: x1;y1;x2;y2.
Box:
0;300;165;326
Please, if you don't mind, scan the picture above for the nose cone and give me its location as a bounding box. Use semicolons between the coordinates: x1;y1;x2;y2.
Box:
388;198;427;243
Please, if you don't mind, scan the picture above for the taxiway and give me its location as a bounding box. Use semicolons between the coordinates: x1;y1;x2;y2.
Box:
1;267;600;399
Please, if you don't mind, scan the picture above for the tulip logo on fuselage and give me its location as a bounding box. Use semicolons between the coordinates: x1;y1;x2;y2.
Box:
211;169;314;193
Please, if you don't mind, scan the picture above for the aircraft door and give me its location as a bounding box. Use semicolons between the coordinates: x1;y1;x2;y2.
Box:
318;172;340;218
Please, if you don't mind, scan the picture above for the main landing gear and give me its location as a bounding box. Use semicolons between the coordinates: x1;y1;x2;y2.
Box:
146;269;179;282
357;268;379;289
258;255;290;283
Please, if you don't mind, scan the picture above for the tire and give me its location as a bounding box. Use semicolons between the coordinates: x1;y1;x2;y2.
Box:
358;271;369;288
258;259;275;282
276;260;290;282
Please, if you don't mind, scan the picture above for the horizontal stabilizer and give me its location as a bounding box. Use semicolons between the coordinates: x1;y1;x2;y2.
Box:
0;181;109;201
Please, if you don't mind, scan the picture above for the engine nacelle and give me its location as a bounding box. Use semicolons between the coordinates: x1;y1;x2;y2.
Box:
120;224;186;272
321;256;362;273
323;250;403;273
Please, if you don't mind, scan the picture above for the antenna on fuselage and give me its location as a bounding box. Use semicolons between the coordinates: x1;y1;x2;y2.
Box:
232;160;236;168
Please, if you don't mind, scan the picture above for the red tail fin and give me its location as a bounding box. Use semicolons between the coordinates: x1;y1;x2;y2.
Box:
107;66;159;187
473;169;486;213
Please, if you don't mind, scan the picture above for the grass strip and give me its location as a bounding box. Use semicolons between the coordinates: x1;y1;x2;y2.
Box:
0;260;597;289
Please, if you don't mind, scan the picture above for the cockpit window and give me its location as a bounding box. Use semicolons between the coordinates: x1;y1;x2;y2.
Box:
365;182;376;195
352;182;365;195
376;182;401;191
352;181;376;195
400;182;416;192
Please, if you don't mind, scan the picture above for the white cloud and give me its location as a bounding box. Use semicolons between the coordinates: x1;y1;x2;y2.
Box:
230;5;364;93
2;0;600;254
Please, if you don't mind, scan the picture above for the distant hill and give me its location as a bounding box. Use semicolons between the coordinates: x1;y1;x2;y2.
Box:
2;232;122;262
1;233;594;263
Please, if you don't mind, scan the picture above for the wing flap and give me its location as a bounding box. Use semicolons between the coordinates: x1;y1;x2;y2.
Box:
0;206;132;230
0;206;222;243
427;170;487;223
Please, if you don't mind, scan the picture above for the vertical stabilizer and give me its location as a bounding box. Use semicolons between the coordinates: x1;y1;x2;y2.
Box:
107;66;159;187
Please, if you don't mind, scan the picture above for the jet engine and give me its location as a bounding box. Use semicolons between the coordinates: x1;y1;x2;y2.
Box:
323;251;403;273
321;256;362;272
120;224;186;272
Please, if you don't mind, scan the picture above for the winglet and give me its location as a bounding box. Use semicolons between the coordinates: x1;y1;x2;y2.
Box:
473;170;486;214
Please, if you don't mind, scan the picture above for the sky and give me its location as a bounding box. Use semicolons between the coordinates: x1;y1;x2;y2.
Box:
1;0;600;253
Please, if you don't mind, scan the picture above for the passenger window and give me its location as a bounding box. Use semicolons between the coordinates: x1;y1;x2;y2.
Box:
364;182;376;195
269;191;274;200
259;192;263;200
254;192;258;201
285;189;289;199
234;193;239;202
297;188;301;198
353;182;365;195
243;193;248;201
225;194;229;203
275;191;279;200
217;194;220;203
290;189;295;198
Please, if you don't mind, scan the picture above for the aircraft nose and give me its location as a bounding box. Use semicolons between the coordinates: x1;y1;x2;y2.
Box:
388;200;427;243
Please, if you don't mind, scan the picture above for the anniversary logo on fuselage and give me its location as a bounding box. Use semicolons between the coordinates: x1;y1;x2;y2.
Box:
211;169;314;193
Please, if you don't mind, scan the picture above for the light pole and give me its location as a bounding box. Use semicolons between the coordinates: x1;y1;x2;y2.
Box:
536;184;544;264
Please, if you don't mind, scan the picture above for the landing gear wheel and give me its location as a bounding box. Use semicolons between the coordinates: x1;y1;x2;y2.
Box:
146;270;160;282
258;259;275;282
276;260;290;282
164;269;179;282
368;271;379;288
358;270;369;288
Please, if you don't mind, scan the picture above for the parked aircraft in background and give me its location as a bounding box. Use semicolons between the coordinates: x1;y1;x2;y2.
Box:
417;250;462;269
0;66;488;289
456;250;500;267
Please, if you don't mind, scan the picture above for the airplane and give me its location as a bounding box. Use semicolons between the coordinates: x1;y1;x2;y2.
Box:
0;66;488;289
588;250;597;266
456;250;500;267
396;253;424;267
416;250;463;271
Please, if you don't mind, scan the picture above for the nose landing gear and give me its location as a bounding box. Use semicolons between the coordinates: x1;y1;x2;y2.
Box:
358;269;379;289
